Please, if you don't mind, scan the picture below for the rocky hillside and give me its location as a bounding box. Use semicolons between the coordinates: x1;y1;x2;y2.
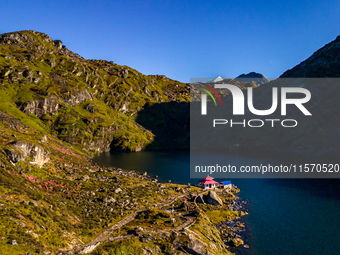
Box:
0;31;247;255
281;35;340;77
0;30;190;153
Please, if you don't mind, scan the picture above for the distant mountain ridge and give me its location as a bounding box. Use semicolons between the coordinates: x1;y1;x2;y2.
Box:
235;72;269;85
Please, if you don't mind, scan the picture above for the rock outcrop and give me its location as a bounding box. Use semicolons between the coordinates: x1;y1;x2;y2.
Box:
19;96;59;116
196;194;206;204
229;237;244;247
206;191;223;206
185;233;214;255
5;141;49;167
62;89;93;106
18;90;92;117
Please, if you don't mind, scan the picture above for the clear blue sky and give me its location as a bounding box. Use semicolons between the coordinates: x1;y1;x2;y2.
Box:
1;0;340;82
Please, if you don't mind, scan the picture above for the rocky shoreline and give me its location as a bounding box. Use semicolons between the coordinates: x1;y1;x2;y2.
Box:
90;159;251;254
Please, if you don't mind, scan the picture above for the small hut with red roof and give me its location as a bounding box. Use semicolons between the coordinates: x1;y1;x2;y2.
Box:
198;175;219;189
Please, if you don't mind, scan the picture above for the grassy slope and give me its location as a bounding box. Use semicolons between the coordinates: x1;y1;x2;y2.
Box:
0;31;241;254
0;30;190;152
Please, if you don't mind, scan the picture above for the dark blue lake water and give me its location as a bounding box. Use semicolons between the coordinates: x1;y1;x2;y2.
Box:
93;151;340;255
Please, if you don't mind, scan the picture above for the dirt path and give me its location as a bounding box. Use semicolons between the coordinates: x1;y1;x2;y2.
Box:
65;191;206;254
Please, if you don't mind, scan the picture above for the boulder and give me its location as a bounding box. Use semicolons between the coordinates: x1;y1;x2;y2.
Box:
54;40;63;50
15;222;26;227
47;58;56;67
185;234;214;255
29;201;38;207
196;194;206;204
206;191;223;206
5;141;49;167
103;197;116;203
229;237;244;247
81;175;89;182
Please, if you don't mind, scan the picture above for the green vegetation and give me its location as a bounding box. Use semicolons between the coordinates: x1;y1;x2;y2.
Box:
0;30;190;153
0;30;247;254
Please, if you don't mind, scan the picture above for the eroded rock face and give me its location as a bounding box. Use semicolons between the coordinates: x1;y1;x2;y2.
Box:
206;191;223;206
5;148;26;163
18;89;92;117
0;32;37;45
31;145;50;167
5;141;49;167
19;96;59;116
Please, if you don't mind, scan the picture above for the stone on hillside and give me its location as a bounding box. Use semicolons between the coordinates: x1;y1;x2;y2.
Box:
31;145;50;167
103;197;116;203
140;237;149;243
62;89;93;107
29;201;38;206
81;175;89;182
196;194;206;204
185;234;211;255
47;58;56;67
206;191;223;206
86;103;97;113
135;227;144;232
5;148;25;163
229;238;244;247
40;135;47;142
15;222;26;227
115;188;122;193
23;69;33;79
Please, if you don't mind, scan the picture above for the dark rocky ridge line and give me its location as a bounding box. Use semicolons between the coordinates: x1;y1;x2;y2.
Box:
281;35;340;78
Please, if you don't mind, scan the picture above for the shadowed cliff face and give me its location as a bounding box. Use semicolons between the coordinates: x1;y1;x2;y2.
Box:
134;102;190;150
